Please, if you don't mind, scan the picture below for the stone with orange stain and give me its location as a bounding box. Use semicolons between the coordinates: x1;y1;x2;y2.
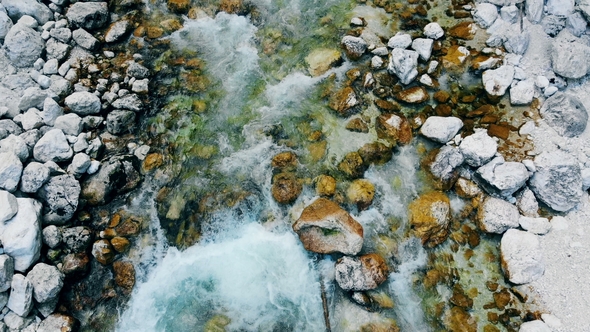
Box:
376;113;413;145
408;191;452;247
111;237;130;253
444;306;477;332
315;175;336;197
329;86;360;116
448;21;477;40
167;0;190;14
395;86;429;104
335;253;389;291
146;26;163;39
443;45;471;69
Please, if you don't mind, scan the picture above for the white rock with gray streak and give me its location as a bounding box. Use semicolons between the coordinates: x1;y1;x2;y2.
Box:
551;30;590;79
64;91;101;115
7;274;33;317
0;255;14;292
540;92;588;138
0;198;42;272
472;3;498;29
474;157;529;197
500;229;544;284
388;48;419;85
0;190;18;224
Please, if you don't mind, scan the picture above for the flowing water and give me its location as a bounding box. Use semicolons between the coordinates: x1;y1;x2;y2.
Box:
114;1;538;331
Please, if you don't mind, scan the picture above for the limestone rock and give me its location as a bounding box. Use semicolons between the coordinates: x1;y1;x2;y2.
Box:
482;65;514;97
510;79;534;105
335;254;389;291
0;10;13;40
33;129;73;163
408;191;451;247
540;92;587;138
411;38;433;62
64;91;101;116
477;196;520;234
81;155;141;206
54;114;83;136
388;48;419;85
519;216;551;235
0;255;14;292
424;22;444;39
0;151;22;192
26;263;63;304
292;198;364;255
20;162;50;193
92;239;115;265
529;150;582;212
459;129;498;167
347;179;375;210
4;23;44;68
516;187;539;217
111;94;143;112
2;0;52;25
551;30;590;79
428;146;464;188
474;157;529;197
341;35;367;60
0;198;41;272
472;3;498;29
387;33;412;49
526;0;543;23
7;274;33;317
455;178;481;199
66;2;109;30
500;229;544;284
420;116;463;143
37;175;81;225
546;0;574;17
105;20;131;43
42;225;61;249
0;190;18;224
395;86;429;104
72;28;99;51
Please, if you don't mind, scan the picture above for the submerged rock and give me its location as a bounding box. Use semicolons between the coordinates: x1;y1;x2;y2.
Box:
376;113;412;145
477;196;520;234
428;146;464;189
408;191;451;247
395;86;429;104
335;253;388;291
540;92;588;137
500;229;544;284
528;150;582;212
329;86;359;116
341;35;367;60
305;48;342;77
271;173;301;204
292;198;363;255
347;179;375;211
81;155;142;206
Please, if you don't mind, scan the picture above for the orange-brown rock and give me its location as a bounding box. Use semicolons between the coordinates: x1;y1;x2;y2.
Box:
329;86;360;116
111;236;131;253
358;141;393;166
335;253;389;291
113;261;136;290
160;19;183;33
143;153;163;172
443;45;471;69
219;0;244;14
466;104;495;118
376;114;413;145
448;21;477;40
408;191;452;247
444;306;477;332
61;253;90;276
374;99;401;112
271;172;302;204
455;178;481;198
434;91;451;103
435;104;452;116
167;0;190;14
346;118;369;133
315;175;336;197
360;320;400;332
271;152;297;169
395;86;429;104
146;26;164;39
487;124;510;140
305;48;342;77
338;152;367;178
293;198;364;255
347;179;375;210
37;314;77;332
92;239;115;265
115;217;142;237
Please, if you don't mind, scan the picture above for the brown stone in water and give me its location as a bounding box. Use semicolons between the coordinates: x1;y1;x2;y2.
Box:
493;288;512;310
374;99;401;112
143;153;163;172
347;179;375;210
443;45;471;69
358;141;393;166
113;261;136;291
92;240;115;265
346;118;369;133
167;0;190;14
449;21;477;40
146;26;164;39
293;198;364;255
444;306;477;332
219;0;244;14
435;104;453;116
484;324;500;332
116;217;142;237
376;114;413;145
133;26;146;38
487;124;510;140
271;151;297;169
461;95;476;103
338;152;367;178
315;175;336;197
111;237;131;253
329;86;360;116
335;253;389;291
359;320;400;332
160;19;183;33
308;141;327;162
454;10;471;19
487;312;499;324
455;178;481;198
480;114;498;124
61;253;90;276
271;172;302;204
486;281;499;292
450;286;473;309
434;91;451;103
408;191;452;247
395;86;429;104
466;104;495;118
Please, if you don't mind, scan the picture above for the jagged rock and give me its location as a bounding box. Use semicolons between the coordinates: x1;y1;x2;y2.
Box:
516;187;539;217
500;229;544;284
7;274;33;317
0;255;14;292
358;141;392;166
546;0;574;17
411;38;433;61
335;254;389;291
64;91;101;115
566;12;587;37
551;30;590;79
472;3;498;29
305;48;342;77
510;79;534;105
428;146;464;188
41;98;64;126
33;129;73;163
420;116;463;143
66;2;109;30
72;28;99;50
26;263;63;304
0;134;28;163
36;314;76;332
112;94;143;112
540;92;587;138
474;157;529;197
69;153;91;175
376;113;412;145
18;87;49;111
2;0;52;25
20;162;50;194
0;151;22;192
455;178;481;199
42;225;61;249
477;196;520;234
0;10;13;40
482;65;514;96
341;35;367;60
113;261;135;290
0;190;18;224
4;23;44;68
126;62;149;79
62;226;93;253
45;38;70;62
292;198;364;255
409;191;451;247
387;33;412;49
54;114;83;136
519;216;551;235
424;22;444;39
459;129;498;167
81;155;141;206
542;15;566;37
338;152;367;179
106;110;135;135
529;150;582;212
0;198;41;272
37;174;81;225
105;20;131;43
388;48;419;85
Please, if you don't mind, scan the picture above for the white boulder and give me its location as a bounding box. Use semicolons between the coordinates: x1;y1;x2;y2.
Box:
26;263;64;304
3;23;45;68
0;198;42;272
459;129;498;167
411;38;433;61
0;190;18;224
510;79;534;105
33;129;73;163
474;157;529;197
7;274;33;317
501;229;544;284
64;91;101;115
482;65;514;96
424;22;444;39
540;92;588;138
472;3;498;29
519;216;551;235
0;151;23;192
419;116;463;143
388;48;419;85
387;33;412;49
477;196;520;234
20;162;50;194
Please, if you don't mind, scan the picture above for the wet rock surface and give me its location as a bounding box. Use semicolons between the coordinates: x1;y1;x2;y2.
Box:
335;253;389;291
408;191;451;247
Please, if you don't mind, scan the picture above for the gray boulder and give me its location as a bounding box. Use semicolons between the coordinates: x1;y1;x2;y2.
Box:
472;3;498;29
551;30;590;79
529;150;583;212
500;229;544;284
7;274;33;317
72;28;99;50
0;10;13;40
18;87;49;111
106;110;135;135
541;15;566;37
81;155;141;206
62;226;92;253
54;113;83;136
341;35;367;60
0;190;18;223
42;225;61;249
3;311;34;330
33;129;73;163
2;0;53;25
474;157;529;197
37;174;81;225
64;91;101;116
0;151;22;192
419;116;463;143
546;0;574;17
566;12;587;37
105;20;131;43
126;62;149;79
0;198;41;272
516;187;539;217
429;145;464;186
477;196;520;234
49;28;71;44
540;92;587;137
459;129;498;167
20;108;44;131
112;94;143;112
526;0;543;23
41;98;64;126
26;263;64;304
66;2;109;30
4;23;44;68
68;152;91;175
0;134;29;162
335;254;389;291
45;38;70;62
20;162;50;193
49;75;72;98
0;255;14;292
388;48;419;85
